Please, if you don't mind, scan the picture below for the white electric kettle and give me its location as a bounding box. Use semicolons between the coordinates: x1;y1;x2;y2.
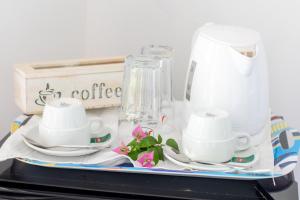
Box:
184;23;269;145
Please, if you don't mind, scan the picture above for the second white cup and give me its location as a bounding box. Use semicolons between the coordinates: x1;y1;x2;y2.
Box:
182;109;251;163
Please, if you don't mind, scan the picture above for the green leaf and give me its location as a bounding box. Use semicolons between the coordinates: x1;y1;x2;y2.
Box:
157;134;162;144
171;148;180;154
157;146;164;161
140;136;157;148
128;149;141;161
128;139;137;147
152;149;159;165
132;145;141;152
128;139;140;152
166;139;179;152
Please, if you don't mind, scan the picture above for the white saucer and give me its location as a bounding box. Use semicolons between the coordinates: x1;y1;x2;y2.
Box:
22;123;113;157
164;142;259;172
23;137;104;157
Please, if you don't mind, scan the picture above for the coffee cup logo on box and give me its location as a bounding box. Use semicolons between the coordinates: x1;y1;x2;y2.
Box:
35;83;62;106
14;57;125;114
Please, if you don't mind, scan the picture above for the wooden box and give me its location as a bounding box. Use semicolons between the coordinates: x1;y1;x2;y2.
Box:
14;57;125;114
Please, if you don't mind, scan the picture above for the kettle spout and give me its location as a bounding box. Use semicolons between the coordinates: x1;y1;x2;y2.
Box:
230;46;257;76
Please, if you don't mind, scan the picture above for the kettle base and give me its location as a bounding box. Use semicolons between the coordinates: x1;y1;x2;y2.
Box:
250;117;271;146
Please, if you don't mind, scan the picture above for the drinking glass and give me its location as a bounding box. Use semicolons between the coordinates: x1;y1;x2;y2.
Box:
141;45;173;121
118;55;161;143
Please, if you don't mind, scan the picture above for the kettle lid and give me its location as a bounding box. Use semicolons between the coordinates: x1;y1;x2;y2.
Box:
199;23;261;47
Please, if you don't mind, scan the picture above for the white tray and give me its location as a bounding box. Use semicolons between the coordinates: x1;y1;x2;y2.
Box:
10;112;300;180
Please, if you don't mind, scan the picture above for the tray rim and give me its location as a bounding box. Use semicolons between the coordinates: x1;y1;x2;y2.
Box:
16;157;282;180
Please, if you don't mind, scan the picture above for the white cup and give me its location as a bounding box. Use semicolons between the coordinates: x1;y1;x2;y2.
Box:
39;98;103;147
182;109;251;163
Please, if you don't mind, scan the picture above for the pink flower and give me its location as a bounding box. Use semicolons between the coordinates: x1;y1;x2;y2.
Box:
137;151;155;168
113;142;130;155
132;125;147;142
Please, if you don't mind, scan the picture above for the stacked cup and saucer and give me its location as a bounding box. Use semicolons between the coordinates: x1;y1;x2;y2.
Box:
22;98;114;157
164;109;260;172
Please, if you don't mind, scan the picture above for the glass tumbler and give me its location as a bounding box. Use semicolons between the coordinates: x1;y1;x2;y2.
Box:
118;55;161;143
141;45;173;122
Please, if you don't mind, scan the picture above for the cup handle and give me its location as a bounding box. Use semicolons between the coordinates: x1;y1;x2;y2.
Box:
88;117;114;146
234;132;251;151
88;117;104;135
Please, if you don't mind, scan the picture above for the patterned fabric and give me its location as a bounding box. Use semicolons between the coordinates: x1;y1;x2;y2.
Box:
10;115;32;133
271;116;300;175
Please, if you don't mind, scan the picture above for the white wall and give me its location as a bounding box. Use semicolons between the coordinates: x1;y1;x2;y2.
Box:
84;0;173;57
0;0;86;134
